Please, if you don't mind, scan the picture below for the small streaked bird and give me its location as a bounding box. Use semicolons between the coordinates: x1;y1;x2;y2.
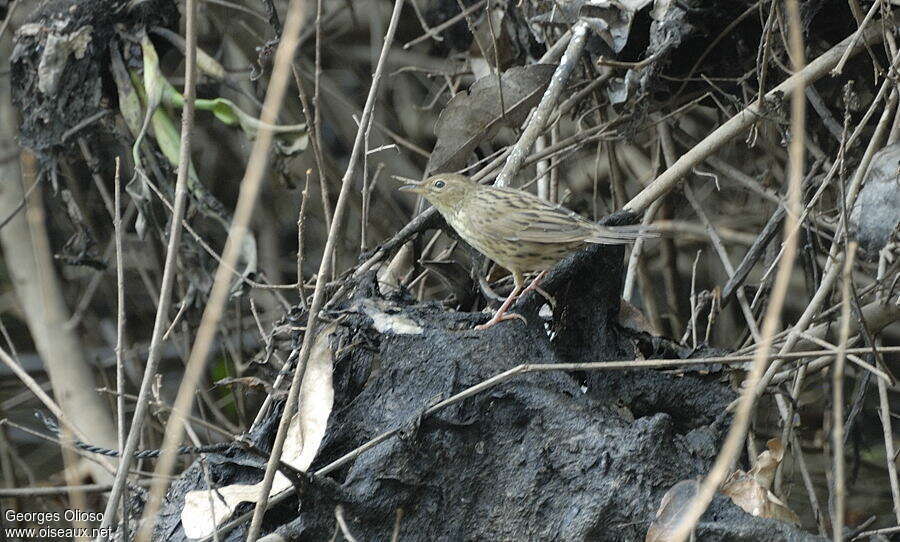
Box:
397;173;655;330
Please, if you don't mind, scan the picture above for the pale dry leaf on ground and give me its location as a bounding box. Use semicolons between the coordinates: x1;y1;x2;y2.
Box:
377;242;414;292
646;478;700;542
360;298;424;335
180;324;337;539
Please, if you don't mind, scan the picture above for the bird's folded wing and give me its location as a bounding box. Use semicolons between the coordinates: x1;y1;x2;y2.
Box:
480;204;592;244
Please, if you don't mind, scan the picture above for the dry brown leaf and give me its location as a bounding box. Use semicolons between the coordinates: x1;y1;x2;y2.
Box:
180;324;336;539
649;439;798;541
720;438;800;525
426;64;555;174
469;5;517;71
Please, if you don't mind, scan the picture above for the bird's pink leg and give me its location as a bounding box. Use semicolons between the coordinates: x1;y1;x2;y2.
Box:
521;271;555;308
475;283;526;330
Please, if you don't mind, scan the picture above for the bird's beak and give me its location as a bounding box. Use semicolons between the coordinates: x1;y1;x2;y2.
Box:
393;175;425;194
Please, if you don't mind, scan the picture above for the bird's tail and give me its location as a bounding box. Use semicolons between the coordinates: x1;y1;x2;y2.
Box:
585;224;660;244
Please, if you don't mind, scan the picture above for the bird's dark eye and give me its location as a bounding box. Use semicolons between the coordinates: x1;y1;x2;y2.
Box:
433;180;446;189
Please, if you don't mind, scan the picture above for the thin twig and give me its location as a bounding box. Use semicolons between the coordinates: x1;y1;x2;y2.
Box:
139;0;310;535
794;332;892;383
0;347;93;448
403;0;486;49
751;86;899;400
245;1;406;540
877;339;900;522
0;482;153;498
872;138;900;521
495;22;588;187
97;0;201;536
624;21;885;214
390;509;404;542
0;0;20;44
113;157;129;538
96;387;234;439
407;0;441;43
297;172;311;308
485;0;505;122
659;121;762;342
684;185;762;342
832;0;881;74
667;2;805;539
831;242;856;540
334;505;358;542
851;524;900;540
689;250;701;349
792;429;828;536
290;43;327;242
0;172;45;233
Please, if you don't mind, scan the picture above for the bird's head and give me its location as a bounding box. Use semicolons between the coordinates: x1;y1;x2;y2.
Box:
395;173;476;213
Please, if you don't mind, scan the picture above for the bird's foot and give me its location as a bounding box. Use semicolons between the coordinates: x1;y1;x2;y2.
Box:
530;285;556;309
520;271;556;308
475;310;527;330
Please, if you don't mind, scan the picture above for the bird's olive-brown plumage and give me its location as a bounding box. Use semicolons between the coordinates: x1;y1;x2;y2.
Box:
399;173;648;287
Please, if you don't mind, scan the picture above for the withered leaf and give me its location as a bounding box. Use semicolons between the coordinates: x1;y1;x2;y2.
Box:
360;298;423;335
181;324;336;539
649;440;799;541
646;479;699;542
720;438;800;525
531;0;656;53
427;64;556;174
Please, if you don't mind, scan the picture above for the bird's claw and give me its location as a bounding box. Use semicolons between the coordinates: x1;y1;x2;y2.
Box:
475;311;527;330
530;285;556;308
520;271;556;308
